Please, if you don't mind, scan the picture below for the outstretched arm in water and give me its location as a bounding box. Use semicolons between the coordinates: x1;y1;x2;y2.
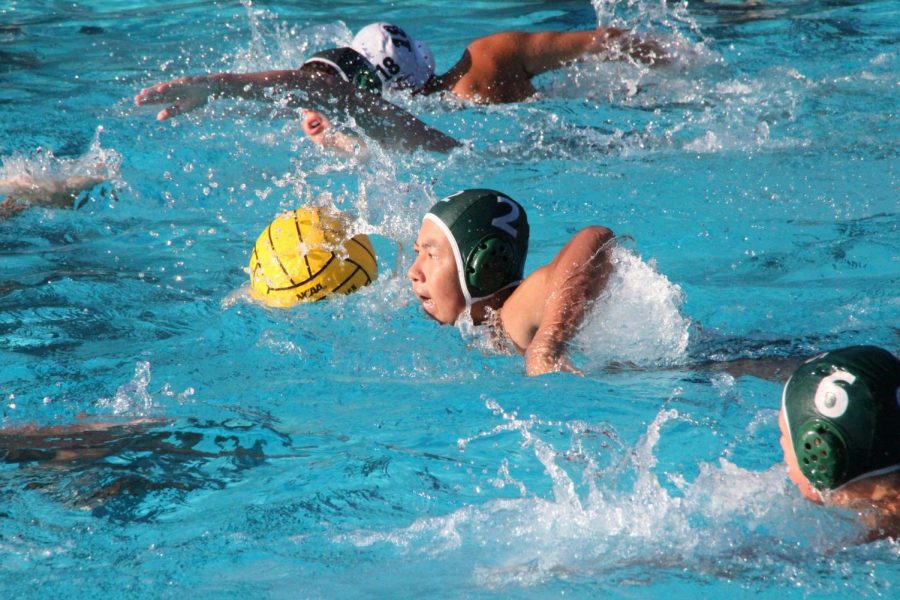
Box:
0;174;105;219
508;28;668;76
134;69;312;121
135;69;460;153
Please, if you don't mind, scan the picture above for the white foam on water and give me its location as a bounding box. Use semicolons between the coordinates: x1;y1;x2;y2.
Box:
340;398;865;589
95;361;191;417
574;246;691;369
0;128;121;193
234;1;352;72
96;361;156;416
452;246;690;370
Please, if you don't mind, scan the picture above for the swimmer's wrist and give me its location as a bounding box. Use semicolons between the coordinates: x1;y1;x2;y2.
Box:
525;335;565;363
525;340;576;376
592;27;626;51
203;73;233;96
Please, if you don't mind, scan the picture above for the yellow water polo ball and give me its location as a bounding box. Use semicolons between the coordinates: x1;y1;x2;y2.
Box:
248;206;377;307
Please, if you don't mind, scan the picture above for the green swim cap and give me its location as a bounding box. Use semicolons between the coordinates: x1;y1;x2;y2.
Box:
303;47;382;94
782;345;900;490
425;189;529;305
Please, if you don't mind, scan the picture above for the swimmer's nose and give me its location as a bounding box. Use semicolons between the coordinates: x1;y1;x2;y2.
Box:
407;256;423;283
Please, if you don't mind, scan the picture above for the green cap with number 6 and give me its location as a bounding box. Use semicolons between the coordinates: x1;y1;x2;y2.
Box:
425;189;529;306
782;345;900;490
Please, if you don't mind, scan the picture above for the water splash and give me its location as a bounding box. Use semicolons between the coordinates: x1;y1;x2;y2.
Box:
96;361;157;416
234;1;352;72
342;398;864;589
0;128;121;191
574;246;691;369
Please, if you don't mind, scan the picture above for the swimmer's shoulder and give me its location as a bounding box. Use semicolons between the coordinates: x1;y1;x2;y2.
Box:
497;265;552;351
443;33;534;103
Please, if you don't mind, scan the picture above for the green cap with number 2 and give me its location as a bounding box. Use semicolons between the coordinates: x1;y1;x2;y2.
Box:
424;189;529;306
782;345;900;490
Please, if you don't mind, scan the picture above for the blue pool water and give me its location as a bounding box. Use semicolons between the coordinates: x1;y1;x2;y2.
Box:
1;0;898;596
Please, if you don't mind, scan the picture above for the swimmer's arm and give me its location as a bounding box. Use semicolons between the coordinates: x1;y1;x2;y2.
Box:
519;226;615;376
353;92;461;153
291;85;460;153
33;176;105;207
135;69;315;121
0;175;104;219
516;29;668;76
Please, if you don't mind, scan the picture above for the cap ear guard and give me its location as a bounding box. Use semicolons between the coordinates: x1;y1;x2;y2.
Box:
795;418;848;490
352;68;381;93
465;236;519;298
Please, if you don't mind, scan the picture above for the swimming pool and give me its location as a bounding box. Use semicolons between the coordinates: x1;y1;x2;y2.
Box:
1;0;897;596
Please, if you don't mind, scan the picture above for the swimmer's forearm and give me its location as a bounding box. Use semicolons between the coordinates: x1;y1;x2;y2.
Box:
521;29;665;76
136;69;317;120
525;226;614;375
0;175;103;213
163;70;311;102
355;95;460;152
204;69;310;99
519;30;624;75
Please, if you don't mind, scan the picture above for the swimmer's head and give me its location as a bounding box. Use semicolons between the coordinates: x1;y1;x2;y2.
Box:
781;345;900;492
351;23;435;91
301;47;382;93
421;189;529;310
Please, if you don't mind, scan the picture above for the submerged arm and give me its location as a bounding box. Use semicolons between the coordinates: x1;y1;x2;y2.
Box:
522;226;616;376
352;92;461;153
0;174;104;219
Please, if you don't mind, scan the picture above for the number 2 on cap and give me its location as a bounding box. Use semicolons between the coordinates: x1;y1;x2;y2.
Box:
492;197;520;238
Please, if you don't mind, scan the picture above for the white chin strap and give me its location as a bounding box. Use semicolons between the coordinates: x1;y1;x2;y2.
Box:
424;213;472;308
423;213;522;312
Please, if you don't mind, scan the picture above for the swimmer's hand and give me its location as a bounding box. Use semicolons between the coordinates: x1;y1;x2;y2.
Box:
524;342;583;377
135;76;217;120
0;174;105;219
46;175;105;207
619;36;670;66
1;174;104;206
594;29;670;66
300;109;368;158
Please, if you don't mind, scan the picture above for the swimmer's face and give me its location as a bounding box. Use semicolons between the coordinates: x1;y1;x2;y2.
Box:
779;409;823;503
408;219;466;325
300;109;329;139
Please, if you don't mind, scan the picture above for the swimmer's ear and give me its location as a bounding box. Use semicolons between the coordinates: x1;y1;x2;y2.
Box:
794;418;848;490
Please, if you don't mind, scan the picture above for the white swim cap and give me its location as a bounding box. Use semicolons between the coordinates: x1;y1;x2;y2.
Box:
351;22;435;91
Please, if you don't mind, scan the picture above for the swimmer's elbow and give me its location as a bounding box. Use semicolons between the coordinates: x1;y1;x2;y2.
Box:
549;226;615;278
573;226;615;253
